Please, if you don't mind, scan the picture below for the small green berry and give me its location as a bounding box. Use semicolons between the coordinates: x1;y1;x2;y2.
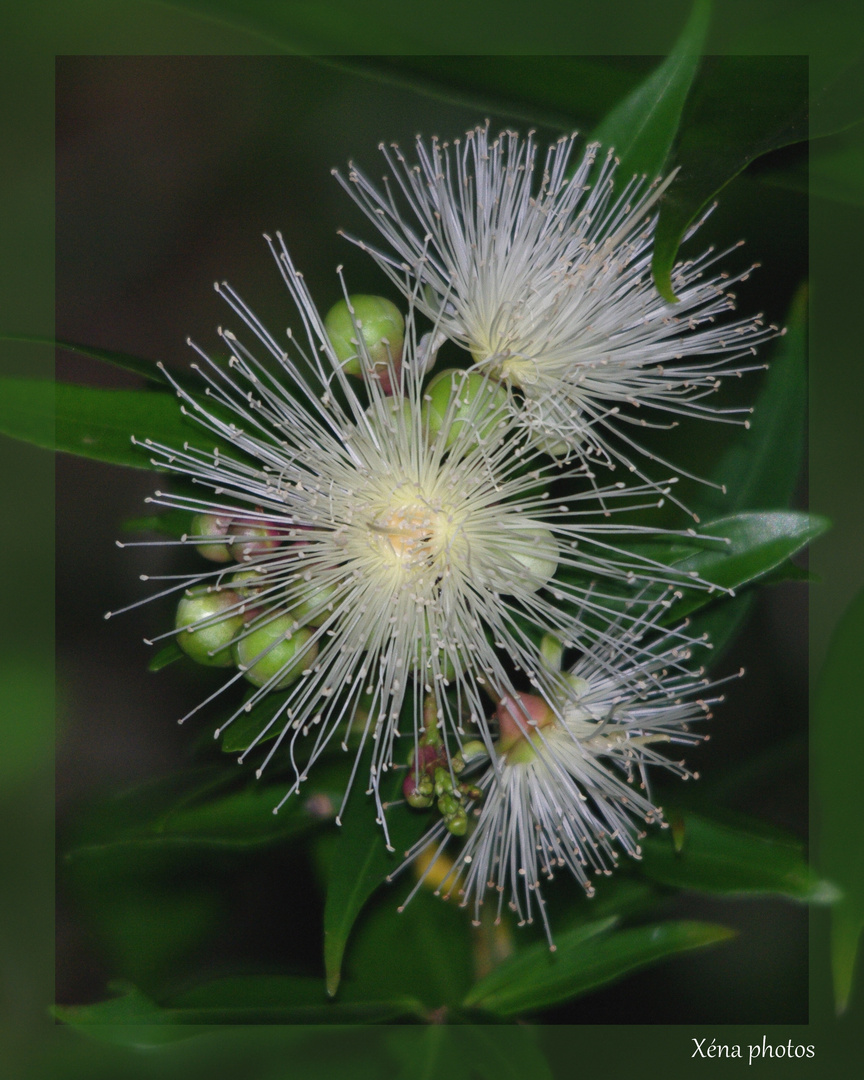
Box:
324;295;404;387
190;513;232;563
175;587;244;667
234;616;317;690
421;369;509;452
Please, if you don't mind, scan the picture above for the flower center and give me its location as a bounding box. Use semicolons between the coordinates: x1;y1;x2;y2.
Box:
368;499;446;570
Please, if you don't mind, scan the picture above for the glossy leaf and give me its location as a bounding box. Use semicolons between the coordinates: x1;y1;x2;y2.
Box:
343;883;475;1011
667;510;829;619
147;642;184;672
652;55;808;299
0;333;167;385
638;807;838;903
55;978;424;1031
592;0;709;184
65;771;328;858
463;918;733;1017
814;582;864;1013
0;378;235;470
698;285;807;519
52;983;209;1047
340;56;646;132
323;769;430;997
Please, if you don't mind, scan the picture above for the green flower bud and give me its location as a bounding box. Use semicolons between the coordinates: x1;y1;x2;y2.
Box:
459;740;489;764
324;295;404;387
437;791;460;818
175;587;244;667
509;525;559;592
234;616;317;690
445;806;468;836
421;369;509;452
190;513;232;563
231;515;279;562
292;575;340;628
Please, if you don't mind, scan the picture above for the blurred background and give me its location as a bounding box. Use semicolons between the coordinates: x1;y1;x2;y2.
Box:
53;55;810;1024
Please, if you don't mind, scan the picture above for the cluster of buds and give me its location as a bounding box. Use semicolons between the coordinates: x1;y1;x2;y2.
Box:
402;697;487;836
174;510;323;689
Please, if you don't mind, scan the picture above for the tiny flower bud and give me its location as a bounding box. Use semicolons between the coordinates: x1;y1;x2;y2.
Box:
509;526;559;592
421;369;509;452
324;295;404;391
495;692;557;762
234;616;318;690
175;587;244;667
190;513;232;563
445;805;468;836
231;514;279;561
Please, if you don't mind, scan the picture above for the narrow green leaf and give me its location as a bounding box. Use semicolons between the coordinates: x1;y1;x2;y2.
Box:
340;56;646;133
122;508;195;537
652;55;808;299
639;807;838;903
699;285;807;519
52;982;208;1047
0;334;167;384
814;583;864;1013
65;771;329;858
0;378;235;469
668;510;830;618
592;0;710;183
54;978;424;1032
147;642;184;672
323;769;430;997
464;918;733;1016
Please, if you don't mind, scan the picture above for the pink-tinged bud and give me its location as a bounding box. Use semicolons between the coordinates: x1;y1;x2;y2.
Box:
495;692;556;761
190;513;232;563
231;512;279;561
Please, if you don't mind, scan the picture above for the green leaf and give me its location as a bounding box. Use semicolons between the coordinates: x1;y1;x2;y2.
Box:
463;917;733;1017
0;378;235;469
814;582;864;1013
323;769;430;997
652;55;808;299
343;883;474;1011
65;770;329;858
52;982;208;1047
0;333;167;384
147;642;184;672
55;978;424;1032
699;284;807;518
592;0;710;184
339;56;647;132
638;807;838;903
667;510;830;619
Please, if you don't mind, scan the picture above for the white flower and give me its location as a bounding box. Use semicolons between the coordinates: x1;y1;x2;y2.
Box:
397;602;738;943
335;123;779;509
110;235;709;841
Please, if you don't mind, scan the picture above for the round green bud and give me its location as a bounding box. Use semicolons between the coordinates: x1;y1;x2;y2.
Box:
445;806;468;837
231;517;278;562
292;576;339;628
175;587;244;667
509;525;559;592
190;513;232;563
234;616;317;690
437;791;460;818
421;369;509;452
324;295;405;381
230;568;266;599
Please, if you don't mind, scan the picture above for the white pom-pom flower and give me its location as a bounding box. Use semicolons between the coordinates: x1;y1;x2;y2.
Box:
335;123;779;510
397;602;740;942
110;235;721;842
